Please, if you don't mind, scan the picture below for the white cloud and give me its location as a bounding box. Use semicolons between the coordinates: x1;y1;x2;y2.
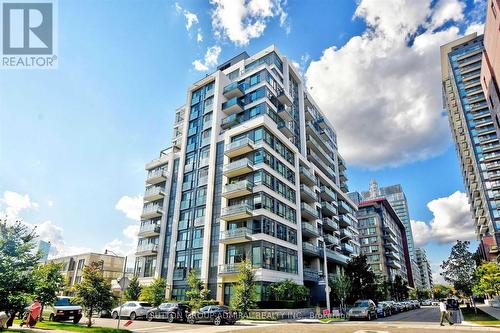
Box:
115;195;143;221
411;191;476;247
304;0;478;168
210;0;288;46
465;22;484;35
0;190;38;217
192;45;222;71
197;29;204;43
175;2;200;31
35;220;92;258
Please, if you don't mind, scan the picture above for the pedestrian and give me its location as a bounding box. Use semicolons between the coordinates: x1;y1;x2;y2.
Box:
439;299;453;326
20;297;42;328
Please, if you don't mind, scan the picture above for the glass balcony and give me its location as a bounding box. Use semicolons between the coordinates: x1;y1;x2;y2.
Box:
338;214;353;227
223;82;245;99
324;233;339;246
322;217;339;231
384;232;398;244
277;88;292;106
277;105;293;122
180;200;191;210
278;121;294;138
219;263;241;275
141;205;163;219
386;251;400;261
222;97;244;115
138;224;160;237
301;202;318;220
201;137;211;147
187;127;197;137
341;243;354;254
222;180;253;199
301;222;320;237
143;186;165;202
135;244;158;256
302;242;320;256
299;166;316;186
320;186;336;201
198;176;208;186
199;157;209;168
223;158;253;177
220;227;253;244
221;203;253;221
146;169;167;185
338;201;354;214
300;184;317;203
224;137;254;158
303;268;319;282
221;114;239;129
321;201;337;216
386;259;402;269
384;242;399;252
340;228;353;240
325;248;349;264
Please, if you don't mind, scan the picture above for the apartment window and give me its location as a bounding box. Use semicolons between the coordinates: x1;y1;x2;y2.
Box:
228;69;239;80
77;259;85;270
144;257;156;278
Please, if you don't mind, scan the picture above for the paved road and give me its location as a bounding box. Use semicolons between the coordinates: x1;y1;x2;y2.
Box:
89;307;500;333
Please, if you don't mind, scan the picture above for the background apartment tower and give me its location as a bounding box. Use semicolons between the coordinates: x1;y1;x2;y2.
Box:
441;34;500;255
415;248;433;291
360;181;420;288
355;198;413;287
135;46;359;306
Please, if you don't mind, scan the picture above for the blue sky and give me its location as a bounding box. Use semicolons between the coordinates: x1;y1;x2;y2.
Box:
0;0;488;283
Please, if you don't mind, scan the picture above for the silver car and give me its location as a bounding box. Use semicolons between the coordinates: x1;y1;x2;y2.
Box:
111;301;152;320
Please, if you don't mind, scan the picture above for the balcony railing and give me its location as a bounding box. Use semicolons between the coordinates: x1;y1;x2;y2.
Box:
303;268;319;282
321;201;337;216
221;203;253;220
299;166;316;185
223;158;253;177
300;184;317;202
222;97;244;115
225;137;254;157
223;180;253;199
141;204;163;218
301;202;319;219
302;242;319;255
221;114;239;129
324;233;339;245
146;169;167;184
322;217;339;231
138;224;160;236
320;186;336;201
220;227;253;243
136;244;158;254
223;82;245;99
302;222;320;237
219;263;242;274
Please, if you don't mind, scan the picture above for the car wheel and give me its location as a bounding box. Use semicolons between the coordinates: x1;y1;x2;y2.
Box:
49;314;54;322
147;313;154;322
187;316;195;325
73;317;81;324
129;312;136;321
213;316;222;326
112;312;118;320
167;313;175;323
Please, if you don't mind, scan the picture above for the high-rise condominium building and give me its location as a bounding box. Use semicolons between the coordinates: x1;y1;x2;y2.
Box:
415;248;433;291
134;46;359;306
441;34;500;253
356;198;413;287
481;0;500;121
360;181;421;288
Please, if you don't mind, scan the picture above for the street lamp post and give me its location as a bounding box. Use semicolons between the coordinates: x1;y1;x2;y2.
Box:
322;236;350;315
104;250;127;330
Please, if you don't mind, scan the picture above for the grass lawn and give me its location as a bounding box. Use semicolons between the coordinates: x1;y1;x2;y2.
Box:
461;307;500;325
319;317;345;323
12;319;129;333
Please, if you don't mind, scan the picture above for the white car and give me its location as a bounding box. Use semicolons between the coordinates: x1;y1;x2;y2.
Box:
421;299;432;306
42;296;82;323
111;302;152;320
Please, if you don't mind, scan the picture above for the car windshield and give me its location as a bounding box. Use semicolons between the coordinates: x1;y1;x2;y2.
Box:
354;301;368;307
139;303;152;307
55;298;78;306
199;306;211;312
159;303;171;308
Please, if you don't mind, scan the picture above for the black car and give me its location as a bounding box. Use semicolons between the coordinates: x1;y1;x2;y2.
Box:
187;305;238;326
147;303;190;323
376;302;391;317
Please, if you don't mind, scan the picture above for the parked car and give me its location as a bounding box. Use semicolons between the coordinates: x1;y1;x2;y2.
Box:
187;305;238;326
421;299;432;306
376;302;391;317
146;303;190;323
111;302;152;320
42;296;82;324
431;300;439;306
383;301;398;313
348;300;377;321
412;300;421;309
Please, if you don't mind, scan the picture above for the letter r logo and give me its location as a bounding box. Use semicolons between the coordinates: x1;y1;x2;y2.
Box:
2;2;53;55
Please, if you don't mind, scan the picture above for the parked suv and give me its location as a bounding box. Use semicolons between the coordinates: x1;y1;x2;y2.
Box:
111;302;152;320
146;303;190;323
348;300;377;321
43;296;82;323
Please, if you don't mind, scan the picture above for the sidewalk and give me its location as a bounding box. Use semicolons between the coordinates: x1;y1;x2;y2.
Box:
478;304;500;320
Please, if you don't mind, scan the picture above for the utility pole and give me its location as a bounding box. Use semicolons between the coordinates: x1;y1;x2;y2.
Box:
104;249;127;330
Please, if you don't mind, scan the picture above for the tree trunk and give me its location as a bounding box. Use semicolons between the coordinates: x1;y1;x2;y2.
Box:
87;308;92;328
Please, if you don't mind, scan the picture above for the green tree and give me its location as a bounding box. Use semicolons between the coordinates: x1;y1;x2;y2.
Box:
433;284;453;299
124;276;141;301
32;262;65;319
0;221;40;315
329;274;351;316
472;261;500;298
440;240;476;296
417;288;432;300
185;270;210;310
345;255;377;302
269;279;309;307
230;259;256;316
73;262;113;327
392;275;408;301
139;278;166;307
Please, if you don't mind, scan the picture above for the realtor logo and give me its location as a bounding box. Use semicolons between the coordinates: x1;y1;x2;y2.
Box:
1;0;58;68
